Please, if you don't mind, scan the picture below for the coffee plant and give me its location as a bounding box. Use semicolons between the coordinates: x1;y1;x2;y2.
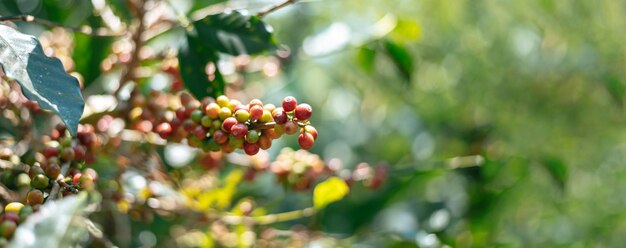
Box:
0;0;480;247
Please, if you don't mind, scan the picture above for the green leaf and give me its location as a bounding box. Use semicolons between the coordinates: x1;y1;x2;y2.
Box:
313;177;349;209
383;39;414;81
73;32;113;88
542;156;567;190
8;193;89;248
604;74;624;107
193;11;276;55
190;0;228;13
0;25;84;135
356;44;377;73
178;33;225;99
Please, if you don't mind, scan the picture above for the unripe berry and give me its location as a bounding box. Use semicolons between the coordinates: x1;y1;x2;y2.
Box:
222;117;238;133
28;165;44;178
202;139;221;152
298;132;315;149
246;130;260;143
60;147;75;161
243;142;260;155
18;206;33;223
27;189;44;205
200;116;212;127
272;108;288;125
45;163;61;179
219;107;232;120
258;135;272;150
260;110;273;123
188;136;202;147
231;123;248;139
303;125;318;140
200;97;216;110
31;174;49;189
284;121;298;135
4;203;24;214
264;104;276;113
204;103;221;119
190;109;204;123
228;99;241;111
216;95;230;107
294;103;312;120
0;221;16;238
249;105;264;120
79;173;95;190
156;122;173;139
59;136;73;147
228;136;244;149
83;168;98;181
213;130;228;144
265;128;281;139
234;109;250;123
183;119;196;132
282;96;297;112
273;125;285;136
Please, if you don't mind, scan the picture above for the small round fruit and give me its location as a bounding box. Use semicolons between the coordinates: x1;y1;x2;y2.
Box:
264;104;276;113
272;108;288;125
72;173;82;184
294;103;312;120
229;136;244;148
260;110;273;123
27;189;44;205
273;125;285;136
182;119;196;132
190;109;204;123
243;142;260;155
73;145;86;160
284;121;298;135
60;147;75;161
180;92;194;106
1;213;19;223
216;95;230;107
213;130;228;144
245;130;260;144
43;146;59;158
79;174;95;190
298;132;315;149
156;122;173;139
45;163;61;179
258;135;272;150
18;206;33;222
282;96;297;112
200;116;212;127
221;143;235;153
265;128;281;139
218;107;232;120
4;202;24;214
31;174;49;189
234;110;250;123
230;123;248;139
249;105;264;120
302;125;318;140
28;165;44;178
222;117;238;133
193;126;207;139
0;221;16;238
205;103;221;119
249;99;263;107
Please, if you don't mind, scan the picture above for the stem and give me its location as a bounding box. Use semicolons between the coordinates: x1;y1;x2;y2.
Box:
0;15;124;37
257;0;298;18
220;207;315;225
48;162;70;201
115;0;146;96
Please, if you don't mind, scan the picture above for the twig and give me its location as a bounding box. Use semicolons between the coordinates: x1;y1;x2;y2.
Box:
115;0;146;96
0;15;125;37
48;162;70;201
81;217;115;248
220;207;315;225
257;0;298;18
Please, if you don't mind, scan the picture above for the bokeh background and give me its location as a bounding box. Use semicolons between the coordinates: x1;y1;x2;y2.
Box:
3;0;626;247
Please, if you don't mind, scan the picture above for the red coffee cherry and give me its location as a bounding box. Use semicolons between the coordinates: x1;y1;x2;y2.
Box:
282;96;297;112
294;103;312;120
298;132;315;150
243;142;260;155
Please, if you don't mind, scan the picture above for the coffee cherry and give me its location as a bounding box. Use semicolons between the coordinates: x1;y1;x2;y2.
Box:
193;126;207;139
213;130;228;144
245;130;260;144
298;132;315;149
175;108;188;120
222;117;238;133
73;145;86;161
31;174;49;189
228;99;241;111
190;109;204;123
284;121;298;135
273;125;285;136
4;202;24;214
219;107;232;120
0;221;16;238
264;104;276;113
272;108;288;125
182;119;196;132
156;122;173;139
60;147;75;161
249;105;264;120
282;96;297;112
230;123;248;139
18;206;33;223
243;142;260;155
29;165;44;178
79;173;95;190
202;139;221;152
59;136;73;147
265;128;281;139
72;173;82;185
260;110;273;123
216;95;230;107
303;125;318;140
234;109;250;123
258;135;272;150
249;99;263;107
2;213;19;223
200;116;212;127
234;104;248;112
294;103;312;120
43;147;59;158
221;143;235;153
180;92;194;106
229;136;244;149
27;189;44;205
205;103;221;119
45;163;61;179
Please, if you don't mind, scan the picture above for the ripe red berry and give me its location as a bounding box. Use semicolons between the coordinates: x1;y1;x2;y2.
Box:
27;189;44;205
43;147;59;158
294;103;312;120
284;121;298;135
243;142;260;155
222;117;238;133
45;163;61;179
258;135;272;150
182;119;196;132
213;130;228;144
193;126;207;139
298;132;315;149
156;122;173;139
303;125;318;140
249;105;264;120
72;173;82;185
272;108;288;125
180;92;194;106
60;147;75;161
282;96;297;112
175;107;188;120
73;145;86;160
230;123;248;139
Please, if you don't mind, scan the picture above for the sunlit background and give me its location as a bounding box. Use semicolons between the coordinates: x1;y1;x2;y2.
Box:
3;0;626;247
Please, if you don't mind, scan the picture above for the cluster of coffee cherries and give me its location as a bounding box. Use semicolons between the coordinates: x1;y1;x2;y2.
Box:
0;202;34;243
155;93;318;155
270;148;335;191
345;162;388;190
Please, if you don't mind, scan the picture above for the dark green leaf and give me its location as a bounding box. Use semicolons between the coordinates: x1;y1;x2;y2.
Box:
73;24;113;87
383;39;414;81
193;11;276;55
356;44;376;73
604;74;624;107
0;25;84;135
542;156;567;190
178;33;224;99
190;0;228;13
8;193;89;247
